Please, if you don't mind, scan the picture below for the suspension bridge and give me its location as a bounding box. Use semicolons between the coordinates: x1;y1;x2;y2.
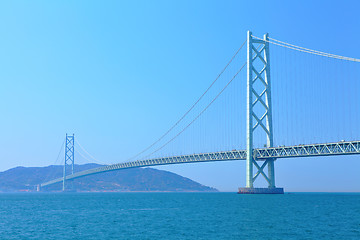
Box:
40;31;360;193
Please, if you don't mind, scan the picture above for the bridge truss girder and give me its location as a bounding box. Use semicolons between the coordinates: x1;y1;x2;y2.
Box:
41;140;360;188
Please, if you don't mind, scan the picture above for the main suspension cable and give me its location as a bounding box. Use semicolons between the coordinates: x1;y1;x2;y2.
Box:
126;39;247;161
252;35;360;62
43;138;65;182
75;139;110;165
142;62;247;159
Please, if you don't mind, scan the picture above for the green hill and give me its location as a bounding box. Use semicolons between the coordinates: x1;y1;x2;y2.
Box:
0;164;217;192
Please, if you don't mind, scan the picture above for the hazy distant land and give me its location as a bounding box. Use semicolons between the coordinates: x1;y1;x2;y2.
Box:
0;164;217;192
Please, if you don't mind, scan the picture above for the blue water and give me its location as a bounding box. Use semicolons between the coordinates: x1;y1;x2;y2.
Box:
0;193;359;239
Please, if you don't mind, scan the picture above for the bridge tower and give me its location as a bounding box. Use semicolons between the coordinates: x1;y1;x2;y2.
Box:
63;134;75;191
239;31;283;194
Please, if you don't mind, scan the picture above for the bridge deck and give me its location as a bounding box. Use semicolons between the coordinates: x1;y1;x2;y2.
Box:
41;140;360;187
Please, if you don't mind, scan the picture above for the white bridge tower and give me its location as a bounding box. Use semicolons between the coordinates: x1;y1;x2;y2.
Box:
239;31;283;194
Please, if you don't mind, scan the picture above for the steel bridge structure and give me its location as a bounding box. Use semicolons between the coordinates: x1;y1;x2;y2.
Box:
41;140;360;188
40;31;360;193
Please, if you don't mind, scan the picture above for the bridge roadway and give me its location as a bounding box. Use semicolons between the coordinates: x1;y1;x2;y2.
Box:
41;140;360;187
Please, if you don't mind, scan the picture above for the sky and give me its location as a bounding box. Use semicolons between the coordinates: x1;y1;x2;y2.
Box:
0;0;359;192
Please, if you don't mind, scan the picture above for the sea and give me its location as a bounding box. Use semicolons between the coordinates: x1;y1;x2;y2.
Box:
0;192;359;239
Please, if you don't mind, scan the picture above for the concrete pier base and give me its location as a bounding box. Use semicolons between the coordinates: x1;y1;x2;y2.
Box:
237;187;284;194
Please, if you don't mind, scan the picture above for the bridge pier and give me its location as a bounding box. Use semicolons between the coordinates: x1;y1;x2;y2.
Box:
238;187;284;194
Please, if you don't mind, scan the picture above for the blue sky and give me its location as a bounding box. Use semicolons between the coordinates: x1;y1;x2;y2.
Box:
0;0;359;191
